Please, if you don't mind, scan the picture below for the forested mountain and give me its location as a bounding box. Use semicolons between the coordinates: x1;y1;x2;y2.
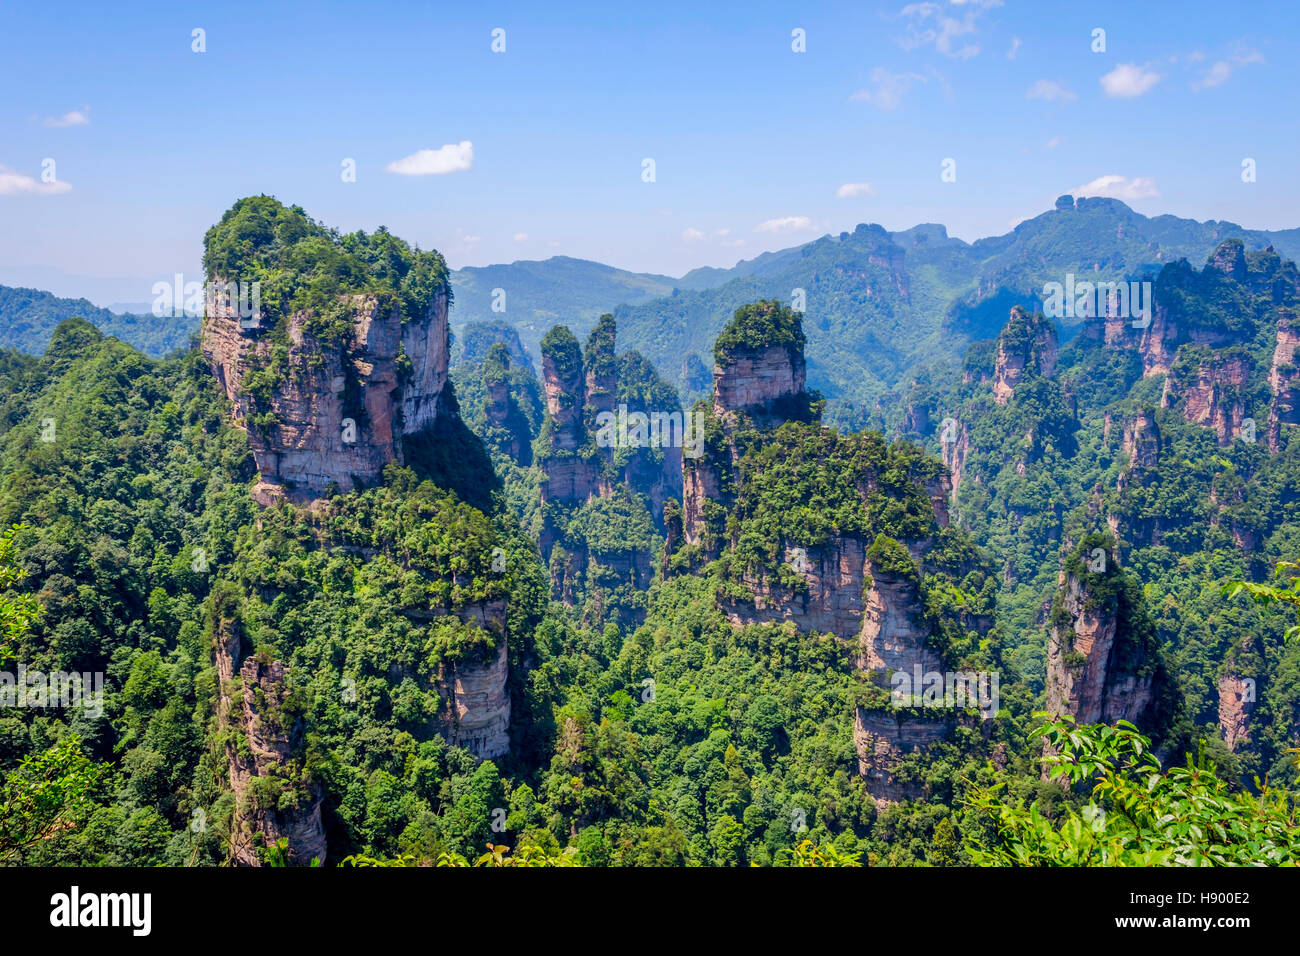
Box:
0;285;195;358
0;197;1296;868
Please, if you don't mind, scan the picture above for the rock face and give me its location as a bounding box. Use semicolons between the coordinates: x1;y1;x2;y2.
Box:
683;307;817;551
722;538;961;802
723;537;870;641
435;630;511;759
852;561;956;802
1044;542;1161;730
202;285;452;502
1161;351;1252;446
712;342;807;427
992;306;1058;405
939;420;970;509
541;331;588;455
215;623;326;867
1267;314;1300;451
853;710;953;803
1217;672;1256;752
1121;409;1161;470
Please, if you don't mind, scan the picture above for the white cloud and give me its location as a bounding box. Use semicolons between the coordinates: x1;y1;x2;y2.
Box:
682;227;707;242
836;182;875;199
755;216;814;234
1194;61;1233;89
896;2;989;59
513;232;528;242
851;67;926;110
0;166;71;196
385;141;473;175
1192;48;1263;91
1026;79;1076;103
42;109;89;128
1072;174;1159;201
1006;36;1021;60
1100;63;1162;98
1044;136;1061;149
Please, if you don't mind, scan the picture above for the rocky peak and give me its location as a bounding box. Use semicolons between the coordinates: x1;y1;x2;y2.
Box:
540;325;588;454
481;343;532;466
200;198;456;505
1121;408;1161;471
711;300;814;428
584;314;618;440
992;306;1058;405
1045;535;1165;731
1207;238;1247;283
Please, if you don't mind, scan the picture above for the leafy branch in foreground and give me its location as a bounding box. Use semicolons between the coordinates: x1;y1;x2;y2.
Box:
966;715;1300;866
0;736;105;863
771;840;863;867
1223;559;1300;644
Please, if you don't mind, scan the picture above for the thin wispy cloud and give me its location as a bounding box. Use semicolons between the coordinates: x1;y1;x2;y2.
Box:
755;216;814;234
1073;174;1159;201
513;232;528;242
42;108;90;128
836;183;875;199
385;141;473;175
851;67;926;110
1192;47;1263;90
1100;63;1162;98
896;0;999;60
1006;36;1021;60
0;165;71;196
1026;80;1076;103
683;227;741;245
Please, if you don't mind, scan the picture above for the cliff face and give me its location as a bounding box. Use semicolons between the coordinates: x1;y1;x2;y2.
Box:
992;306;1058;405
712;342;807;427
852;562;957;802
723;537;869;640
1267;314;1300;451
1161;351;1252;446
215;623;326;866
1217;672;1255;752
434;613;511;760
721;536;962;802
202;286;452;503
1044;542;1161;730
1121;409;1161;470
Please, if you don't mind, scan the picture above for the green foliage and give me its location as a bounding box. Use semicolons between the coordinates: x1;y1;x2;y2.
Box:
713;300;805;364
202;195;450;339
968;716;1300;865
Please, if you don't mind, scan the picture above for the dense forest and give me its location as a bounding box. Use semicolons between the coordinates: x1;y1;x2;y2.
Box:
0;197;1296;867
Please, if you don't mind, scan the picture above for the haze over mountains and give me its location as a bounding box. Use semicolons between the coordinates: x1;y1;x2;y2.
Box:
5;198;1300;427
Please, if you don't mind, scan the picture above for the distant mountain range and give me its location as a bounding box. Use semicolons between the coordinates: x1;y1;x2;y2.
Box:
6;199;1300;422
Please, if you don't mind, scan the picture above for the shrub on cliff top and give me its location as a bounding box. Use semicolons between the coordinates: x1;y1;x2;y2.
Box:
713;300;806;365
202;195;449;338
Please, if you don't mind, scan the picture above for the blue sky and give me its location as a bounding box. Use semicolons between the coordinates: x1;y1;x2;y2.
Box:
2;0;1298;306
